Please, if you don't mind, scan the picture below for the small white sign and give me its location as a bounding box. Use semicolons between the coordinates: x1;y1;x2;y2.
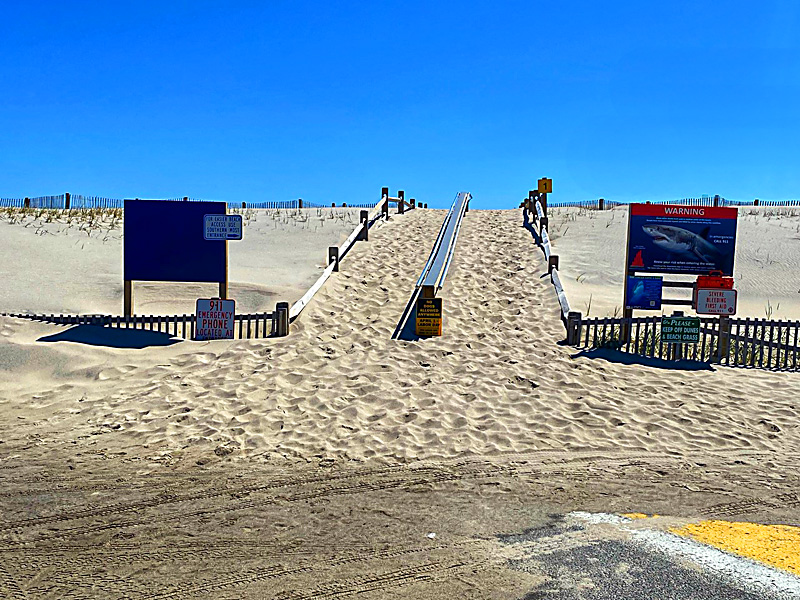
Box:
696;288;737;315
204;214;242;240
195;298;236;340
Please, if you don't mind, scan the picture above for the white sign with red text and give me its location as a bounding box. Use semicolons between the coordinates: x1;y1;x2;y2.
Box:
195;298;235;340
696;288;737;315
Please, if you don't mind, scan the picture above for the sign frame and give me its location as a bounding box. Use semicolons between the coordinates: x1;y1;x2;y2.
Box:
661;316;700;344
695;288;737;315
204;214;243;241
625;275;663;310
194;297;236;341
626;204;738;277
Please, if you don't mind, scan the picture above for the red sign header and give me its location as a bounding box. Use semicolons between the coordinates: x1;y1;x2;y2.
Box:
630;204;738;219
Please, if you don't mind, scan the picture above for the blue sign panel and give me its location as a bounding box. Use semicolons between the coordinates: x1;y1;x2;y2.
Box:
626;275;663;310
124;200;227;283
628;204;738;276
204;214;242;240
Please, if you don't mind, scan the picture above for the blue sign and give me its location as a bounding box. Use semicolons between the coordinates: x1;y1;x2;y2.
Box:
628;204;738;276
626;275;663;310
204;214;242;240
124;200;227;283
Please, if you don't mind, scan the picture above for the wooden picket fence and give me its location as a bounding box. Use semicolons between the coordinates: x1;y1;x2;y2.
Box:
543;196;800;210
566;315;800;370
0;194;329;210
2;312;276;340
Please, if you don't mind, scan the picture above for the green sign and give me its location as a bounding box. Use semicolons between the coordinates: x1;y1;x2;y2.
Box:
661;316;700;343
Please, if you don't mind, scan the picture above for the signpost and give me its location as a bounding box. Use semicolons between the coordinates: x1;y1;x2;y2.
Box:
661;316;700;344
416;297;442;337
625;275;663;310
195;298;235;340
204;214;243;240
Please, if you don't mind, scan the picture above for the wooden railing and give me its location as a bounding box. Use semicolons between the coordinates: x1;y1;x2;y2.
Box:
521;193;571;324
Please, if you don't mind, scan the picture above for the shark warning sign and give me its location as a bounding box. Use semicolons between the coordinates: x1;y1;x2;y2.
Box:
627;204;738;276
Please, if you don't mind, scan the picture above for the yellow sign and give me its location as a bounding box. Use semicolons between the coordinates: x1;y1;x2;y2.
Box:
538;178;552;194
416;297;442;336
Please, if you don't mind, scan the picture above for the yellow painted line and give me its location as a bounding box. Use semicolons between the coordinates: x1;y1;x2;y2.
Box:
671;520;800;576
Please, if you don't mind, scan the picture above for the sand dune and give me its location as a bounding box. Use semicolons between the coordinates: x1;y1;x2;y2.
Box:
0;207;363;315
1;208;798;468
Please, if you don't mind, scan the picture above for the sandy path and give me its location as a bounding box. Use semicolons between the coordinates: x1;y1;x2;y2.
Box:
2;209;798;465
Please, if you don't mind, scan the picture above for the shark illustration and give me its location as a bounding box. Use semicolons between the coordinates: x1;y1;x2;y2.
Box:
641;224;725;265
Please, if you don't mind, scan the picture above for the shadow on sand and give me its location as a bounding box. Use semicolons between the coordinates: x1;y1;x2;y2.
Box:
38;325;183;349
572;347;715;371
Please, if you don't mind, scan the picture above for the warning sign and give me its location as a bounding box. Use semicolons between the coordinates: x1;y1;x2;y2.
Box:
195;298;235;340
696;288;737;315
416;297;442;337
661;316;700;343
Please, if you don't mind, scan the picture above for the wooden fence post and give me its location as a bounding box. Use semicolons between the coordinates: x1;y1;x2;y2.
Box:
359;210;369;241
548;254;559;274
298;198;303;209
124;280;133;317
65;192;71;209
540;216;548;230
183;196;188;201
241;202;246;209
398;190;405;214
567;311;582;345
754;198;760;206
24;197;30;208
410;198;416;209
598;198;605;211
718;315;731;363
713;194;720;207
541;193;548;217
328;246;339;272
274;302;289;336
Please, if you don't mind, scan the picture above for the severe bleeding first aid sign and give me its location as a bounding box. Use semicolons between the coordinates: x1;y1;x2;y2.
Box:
195;298;235;340
695;288;737;315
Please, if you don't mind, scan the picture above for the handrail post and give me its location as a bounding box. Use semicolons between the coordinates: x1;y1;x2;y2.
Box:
359;210;369;241
274;302;289;336
328;246;339;272
548;254;559;275
381;187;389;219
567;311;582;345
398;190;405;214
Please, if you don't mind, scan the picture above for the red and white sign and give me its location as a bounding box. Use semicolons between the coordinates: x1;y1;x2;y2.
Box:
195;298;235;340
695;288;737;315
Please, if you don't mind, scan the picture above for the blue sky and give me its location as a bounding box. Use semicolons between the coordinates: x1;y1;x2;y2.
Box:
2;1;799;208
